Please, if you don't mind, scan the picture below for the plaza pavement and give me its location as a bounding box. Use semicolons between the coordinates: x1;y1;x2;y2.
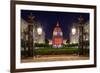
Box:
21;55;89;63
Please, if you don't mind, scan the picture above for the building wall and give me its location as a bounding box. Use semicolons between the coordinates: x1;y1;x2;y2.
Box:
21;18;28;40
70;26;79;44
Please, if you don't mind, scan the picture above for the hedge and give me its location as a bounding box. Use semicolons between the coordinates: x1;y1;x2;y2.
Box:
21;47;89;56
34;48;78;55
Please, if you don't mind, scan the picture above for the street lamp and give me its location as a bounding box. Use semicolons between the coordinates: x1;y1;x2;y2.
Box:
37;27;42;35
72;27;76;35
27;13;35;57
78;15;84;55
37;27;43;44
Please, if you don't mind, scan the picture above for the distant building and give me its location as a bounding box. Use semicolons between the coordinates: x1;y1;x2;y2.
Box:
21;18;28;42
63;40;67;45
70;21;89;44
70;24;79;44
33;25;45;44
52;22;63;48
49;40;52;45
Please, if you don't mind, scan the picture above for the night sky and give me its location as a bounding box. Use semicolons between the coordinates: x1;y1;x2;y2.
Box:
21;10;89;40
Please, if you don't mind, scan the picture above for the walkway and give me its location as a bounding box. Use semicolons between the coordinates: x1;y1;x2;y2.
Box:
21;55;89;63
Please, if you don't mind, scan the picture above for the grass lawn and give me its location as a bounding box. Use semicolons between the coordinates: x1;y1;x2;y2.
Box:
21;55;89;62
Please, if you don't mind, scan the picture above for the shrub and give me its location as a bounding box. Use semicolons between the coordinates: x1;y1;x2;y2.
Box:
67;43;78;47
34;47;78;55
35;43;50;47
21;48;89;56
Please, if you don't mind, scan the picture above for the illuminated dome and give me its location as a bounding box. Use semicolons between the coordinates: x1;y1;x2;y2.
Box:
52;21;63;48
53;22;63;36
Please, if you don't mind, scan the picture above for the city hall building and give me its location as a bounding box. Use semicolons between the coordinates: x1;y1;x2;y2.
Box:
52;22;63;48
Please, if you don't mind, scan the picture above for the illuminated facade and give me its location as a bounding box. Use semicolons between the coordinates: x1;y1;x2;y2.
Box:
52;22;63;48
21;18;45;46
70;22;89;44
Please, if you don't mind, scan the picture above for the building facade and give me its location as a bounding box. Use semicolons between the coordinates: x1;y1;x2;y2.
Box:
52;22;63;48
21;18;45;49
70;21;89;44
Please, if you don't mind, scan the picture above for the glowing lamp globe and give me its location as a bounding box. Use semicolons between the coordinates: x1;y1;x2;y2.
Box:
37;27;42;35
72;27;76;35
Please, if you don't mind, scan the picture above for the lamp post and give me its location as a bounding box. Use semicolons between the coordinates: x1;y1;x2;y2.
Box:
71;16;85;56
78;16;84;55
27;13;35;57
